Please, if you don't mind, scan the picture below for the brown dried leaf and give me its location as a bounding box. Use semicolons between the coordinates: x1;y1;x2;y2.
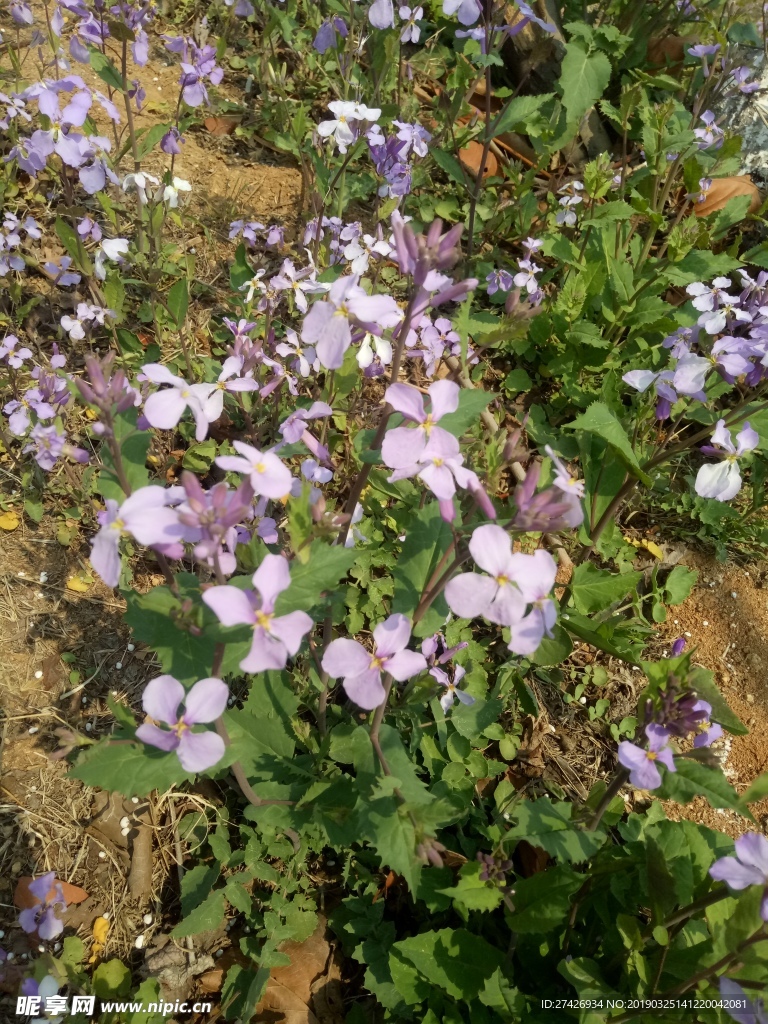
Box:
646;35;689;70
254;920;334;1024
692;175;761;218
458;140;498;179
14;876;89;910
204;115;241;136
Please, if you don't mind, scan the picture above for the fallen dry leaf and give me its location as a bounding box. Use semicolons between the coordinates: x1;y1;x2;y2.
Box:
0;510;19;531
204;115;241;135
14;876;89;910
66;573;93;593
693;175;761;218
458;140;498;179
646;35;689;70
254;919;340;1024
89;916;110;963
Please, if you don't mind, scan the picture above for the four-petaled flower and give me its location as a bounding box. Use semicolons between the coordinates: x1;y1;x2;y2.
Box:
322;613;427;709
216;441;293;498
18;873;67;940
618;724;677;790
136;674;228;772
710;833;768;921
382;379;459;468
695;419;758;502
202;554;313;672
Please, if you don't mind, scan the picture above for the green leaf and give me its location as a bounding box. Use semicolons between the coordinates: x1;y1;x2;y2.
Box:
530;623;573;666
357;798;421;891
103;274;125;323
663;565;698;605
559;39;611;126
230;242;253;290
393;928;505;1000
167;278;189;329
97;407;150;501
451;697;503;738
88;48;124;91
438;861;504;912
124;576;217;682
431;146;469;186
742;771;768;804
392;502;451;622
590;201;634;223
656;758;750;814
507;864;583;932
70;740;194;797
182;439;217;473
439;389;496;437
221;965;270;1021
565;402;651;485
669;664;747;736
172;890;227;938
505;799;607;863
663;250;742;286
55;217;93;276
92;960;131;999
137;122;172;159
181;864;220;915
570;563;642;614
274;542;357;614
491;93;554;137
221;671;297;775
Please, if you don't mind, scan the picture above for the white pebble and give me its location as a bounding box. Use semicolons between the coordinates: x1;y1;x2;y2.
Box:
134;934;145;949
98;851;107;860
578;696;587;704
39;572;48;583
127;643;135;652
673;619;678;625
34;670;43;679
0;930;4;938
143;913;153;925
120;816;130;829
17;571;25;577
116;662;123;670
53;943;61;952
6;952;14;961
131;797;139;804
731;591;737;598
215;949;224;958
121;827;130;837
37;945;45;953
703;620;709;626
28;726;39;735
102;911;110;921
82;697;87;705
36;592;44;599
684;631;691;637
85;723;92;732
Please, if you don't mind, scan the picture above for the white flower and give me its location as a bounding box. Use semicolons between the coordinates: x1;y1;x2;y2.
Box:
240;269;266;304
162;177;192;208
343;233;392;275
94;238;129;280
357;332;392;368
122;171;159;203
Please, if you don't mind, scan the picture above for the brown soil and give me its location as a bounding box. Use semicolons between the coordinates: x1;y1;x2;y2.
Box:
657;552;768;837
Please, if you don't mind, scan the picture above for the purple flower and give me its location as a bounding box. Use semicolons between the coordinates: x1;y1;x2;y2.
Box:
18;873;66;940
301;274;401;370
392;120;431;158
618;724;676;789
369;0;395;28
687;43;720;57
89;486;186;587
24;424;88;471
0;334;32;368
694;110;724;150
216;441;292;498
504;0;555;35
178;42;224;107
78;135;120;194
442;0;481;26
710;833;768;921
43;255;81;287
486;269;514;295
202;554;313;673
271;258;327;313
399;5;423;42
445;524;557;654
382;379;459;468
730;66;760;94
545;445;585;498
31;86;92;167
431;664;475;713
177;471;254;576
322;612;427;709
691;700;723;748
160;126;185;154
695;419;758;502
278;402;333;444
719;978;768;1024
313;16;348;52
670;636;686;656
136;675;228;772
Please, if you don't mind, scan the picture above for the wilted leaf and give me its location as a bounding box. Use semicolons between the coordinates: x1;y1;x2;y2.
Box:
646;35;687;69
0;510;19;530
89;916;110;963
14;876;89;910
204;115;241;135
693;176;761;218
66;574;93;593
458;140;498;179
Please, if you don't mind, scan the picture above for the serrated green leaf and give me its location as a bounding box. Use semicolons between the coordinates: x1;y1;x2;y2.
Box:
439;389;496;437
559;40;611;126
392;501;451;622
656;758;750;815
70;740;194;796
274;541;357;613
565;402;651;484
571;564;642;614
507;864;583;933
92;960;131;998
172;890;227;938
88;47;124;91
505;798;607;863
393;928;505;1000
491;93;554;137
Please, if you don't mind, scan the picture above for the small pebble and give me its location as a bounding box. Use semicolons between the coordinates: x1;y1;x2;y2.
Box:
98;851;107;860
0;930;5;939
703;620;709;626
21;954;28;961
120;816;130;829
143;913;153;925
85;723;92;732
731;591;738;598
746;694;755;704
578;696;587;704
82;697;87;705
216;949;224;958
121;827;130;837
28;726;39;735
134;935;145;949
116;662;123;670
103;912;111;921
673;619;679;625
131;797;139;804
127;643;135;652
37;945;45;953
34;670;43;679
36;592;44;599
17;571;25;577
684;631;691;637
6;952;14;962
53;943;61;952
39;572;48;583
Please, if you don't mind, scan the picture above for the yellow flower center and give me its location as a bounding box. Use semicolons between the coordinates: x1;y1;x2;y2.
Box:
255;610;273;630
369;654;386;670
